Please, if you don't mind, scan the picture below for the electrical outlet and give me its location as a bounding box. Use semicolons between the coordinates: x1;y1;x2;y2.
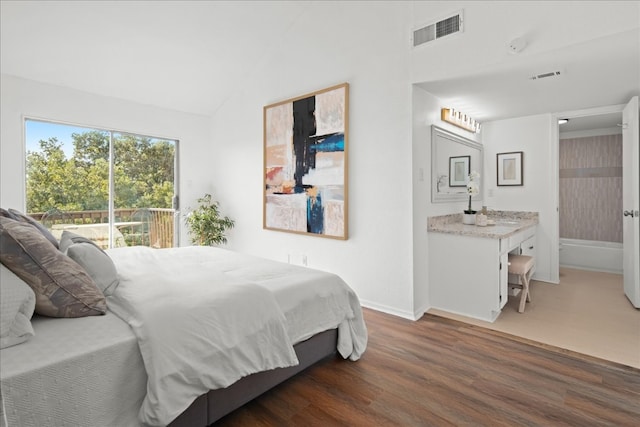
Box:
302;255;308;266
287;254;291;264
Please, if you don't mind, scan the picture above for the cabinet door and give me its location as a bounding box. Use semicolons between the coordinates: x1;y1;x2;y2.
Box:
499;251;509;308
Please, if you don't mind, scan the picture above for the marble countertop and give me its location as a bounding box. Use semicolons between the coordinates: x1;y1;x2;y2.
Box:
427;211;538;239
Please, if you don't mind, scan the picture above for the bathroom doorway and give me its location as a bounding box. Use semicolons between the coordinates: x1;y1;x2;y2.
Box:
557;111;624;274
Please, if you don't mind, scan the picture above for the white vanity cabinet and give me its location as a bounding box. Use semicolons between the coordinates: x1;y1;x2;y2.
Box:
428;222;537;322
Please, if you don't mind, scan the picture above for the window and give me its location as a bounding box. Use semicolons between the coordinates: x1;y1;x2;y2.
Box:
25;119;178;249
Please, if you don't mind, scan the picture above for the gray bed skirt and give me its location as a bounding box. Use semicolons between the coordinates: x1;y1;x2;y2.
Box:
169;328;338;426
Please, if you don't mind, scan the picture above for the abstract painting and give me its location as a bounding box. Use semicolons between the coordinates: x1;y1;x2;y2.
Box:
264;83;349;239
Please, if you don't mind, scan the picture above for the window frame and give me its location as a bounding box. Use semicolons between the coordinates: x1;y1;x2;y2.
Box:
23;116;180;248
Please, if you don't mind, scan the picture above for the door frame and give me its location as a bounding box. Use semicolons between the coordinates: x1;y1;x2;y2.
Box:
550;103;626;282
622;96;639;307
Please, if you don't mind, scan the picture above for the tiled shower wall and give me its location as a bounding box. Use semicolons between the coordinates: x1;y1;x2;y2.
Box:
559;134;622;243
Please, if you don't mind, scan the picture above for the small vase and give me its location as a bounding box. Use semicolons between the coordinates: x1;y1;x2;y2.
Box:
462;213;476;225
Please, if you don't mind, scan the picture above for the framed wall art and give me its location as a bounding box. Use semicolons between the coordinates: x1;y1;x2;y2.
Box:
449;155;470;187
497;151;523;186
263;83;349;239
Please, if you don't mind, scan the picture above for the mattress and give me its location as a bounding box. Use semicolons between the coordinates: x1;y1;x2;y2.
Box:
0;312;146;427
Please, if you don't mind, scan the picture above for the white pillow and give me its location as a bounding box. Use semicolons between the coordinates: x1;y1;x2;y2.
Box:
0;263;36;349
59;231;120;296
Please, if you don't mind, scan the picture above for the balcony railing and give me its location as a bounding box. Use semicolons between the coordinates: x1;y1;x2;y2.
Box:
30;208;175;249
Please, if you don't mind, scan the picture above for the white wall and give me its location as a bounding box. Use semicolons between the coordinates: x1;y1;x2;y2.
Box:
482;114;557;283
412;85;486;317
560;127;622;140
0;74;212;245
411;87;434;317
206;3;417;318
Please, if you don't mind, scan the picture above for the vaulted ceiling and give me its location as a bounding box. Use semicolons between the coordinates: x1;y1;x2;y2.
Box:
2;1;638;131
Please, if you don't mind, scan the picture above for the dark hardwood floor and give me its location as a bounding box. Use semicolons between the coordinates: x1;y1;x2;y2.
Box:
216;308;640;426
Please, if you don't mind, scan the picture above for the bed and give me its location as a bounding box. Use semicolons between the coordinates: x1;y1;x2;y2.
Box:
0;213;368;427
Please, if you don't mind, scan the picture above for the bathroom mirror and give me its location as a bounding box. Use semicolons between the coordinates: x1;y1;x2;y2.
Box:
431;125;483;203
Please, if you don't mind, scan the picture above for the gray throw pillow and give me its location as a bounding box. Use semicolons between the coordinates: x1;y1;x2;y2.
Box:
0;208;18;220
0;263;36;349
60;231;120;296
0;217;106;318
8;208;60;249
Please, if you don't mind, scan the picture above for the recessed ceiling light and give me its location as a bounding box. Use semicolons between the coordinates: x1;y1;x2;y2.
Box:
558;118;569;125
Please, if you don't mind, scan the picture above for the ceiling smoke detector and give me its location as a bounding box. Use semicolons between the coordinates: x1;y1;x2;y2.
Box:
507;37;527;54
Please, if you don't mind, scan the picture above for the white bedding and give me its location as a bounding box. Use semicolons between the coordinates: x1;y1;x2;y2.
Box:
107;246;301;426
1;246;368;427
0;312;146;427
178;246;369;357
107;245;367;426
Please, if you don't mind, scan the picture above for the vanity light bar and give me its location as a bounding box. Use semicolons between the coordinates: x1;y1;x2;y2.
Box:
441;108;481;133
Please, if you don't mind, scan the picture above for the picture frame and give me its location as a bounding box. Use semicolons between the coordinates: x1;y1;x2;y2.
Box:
449;155;470;187
263;83;349;239
497;151;523;186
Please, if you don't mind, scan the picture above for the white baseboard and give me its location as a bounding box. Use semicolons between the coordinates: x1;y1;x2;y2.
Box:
359;299;420;321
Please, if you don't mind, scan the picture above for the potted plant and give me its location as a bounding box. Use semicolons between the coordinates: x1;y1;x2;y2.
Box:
463;171;480;225
184;193;235;245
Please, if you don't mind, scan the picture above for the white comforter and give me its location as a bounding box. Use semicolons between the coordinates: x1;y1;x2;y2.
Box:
107;247;298;426
106;246;367;427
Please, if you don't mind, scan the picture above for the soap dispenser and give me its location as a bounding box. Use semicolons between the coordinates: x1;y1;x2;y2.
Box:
477;206;488;226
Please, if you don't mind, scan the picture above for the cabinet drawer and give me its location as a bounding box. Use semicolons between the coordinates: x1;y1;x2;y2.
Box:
520;235;536;256
505;227;535;253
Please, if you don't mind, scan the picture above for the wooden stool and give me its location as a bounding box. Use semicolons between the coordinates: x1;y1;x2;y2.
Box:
508;254;535;313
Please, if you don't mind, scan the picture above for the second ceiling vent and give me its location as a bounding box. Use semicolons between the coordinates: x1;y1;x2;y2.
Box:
413;11;463;47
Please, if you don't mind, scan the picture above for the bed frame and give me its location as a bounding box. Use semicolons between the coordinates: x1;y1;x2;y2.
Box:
169;328;338;426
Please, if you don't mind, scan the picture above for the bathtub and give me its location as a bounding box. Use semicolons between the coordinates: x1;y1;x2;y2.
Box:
559;238;623;274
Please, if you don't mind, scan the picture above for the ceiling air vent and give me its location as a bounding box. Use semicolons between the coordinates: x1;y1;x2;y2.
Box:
413;11;463;47
529;70;563;80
